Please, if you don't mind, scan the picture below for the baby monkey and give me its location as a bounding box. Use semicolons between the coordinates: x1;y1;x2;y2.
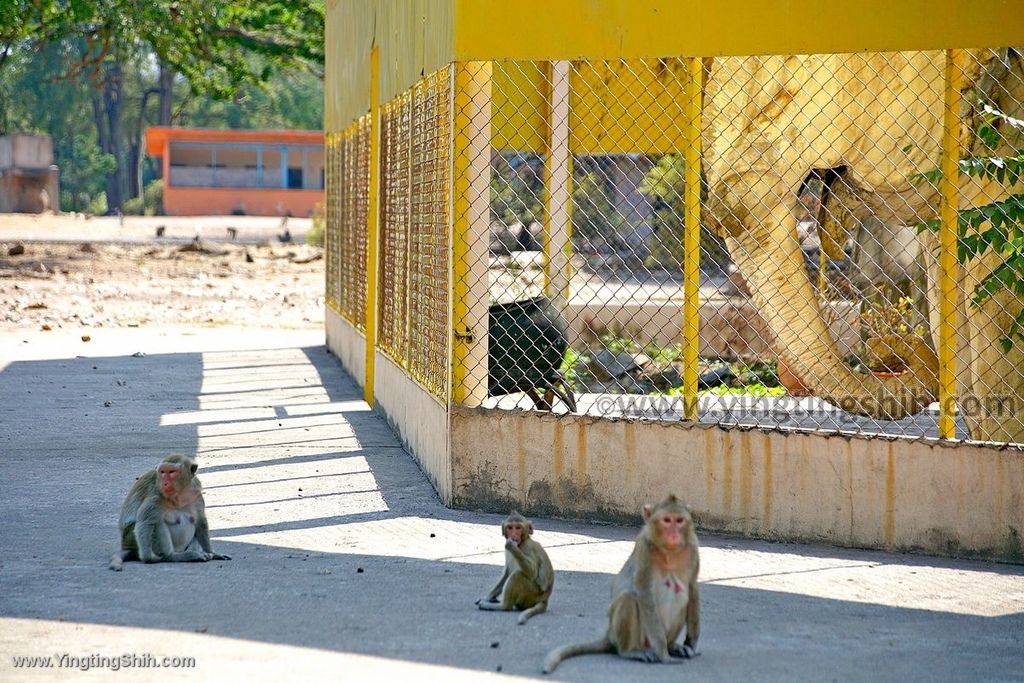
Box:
477;511;554;625
110;453;230;570
543;494;700;673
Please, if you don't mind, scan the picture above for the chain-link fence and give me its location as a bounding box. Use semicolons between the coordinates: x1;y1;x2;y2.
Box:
473;50;1024;443
326;67;453;402
326;116;371;330
325;48;1024;444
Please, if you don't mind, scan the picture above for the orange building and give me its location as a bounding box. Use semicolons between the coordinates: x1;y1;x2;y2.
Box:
145;127;324;216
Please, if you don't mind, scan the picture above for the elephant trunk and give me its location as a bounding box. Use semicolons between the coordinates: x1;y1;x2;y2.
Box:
722;189;939;420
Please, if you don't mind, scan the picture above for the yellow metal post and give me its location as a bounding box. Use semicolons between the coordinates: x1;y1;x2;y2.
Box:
937;48;962;439
682;57;703;421
364;46;380;407
452;62;492;406
544;60;572;306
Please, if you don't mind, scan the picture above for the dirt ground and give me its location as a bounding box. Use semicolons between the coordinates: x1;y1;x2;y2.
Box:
0;238;324;332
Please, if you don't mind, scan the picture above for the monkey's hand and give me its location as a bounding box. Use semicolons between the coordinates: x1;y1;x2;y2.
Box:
210;552;232;561
669;643;697;659
505;539;518;550
475;596;498;606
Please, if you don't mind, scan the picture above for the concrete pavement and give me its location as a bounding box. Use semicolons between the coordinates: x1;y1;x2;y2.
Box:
1;326;1022;681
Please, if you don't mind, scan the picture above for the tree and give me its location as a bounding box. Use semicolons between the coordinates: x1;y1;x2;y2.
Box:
2;0;324;211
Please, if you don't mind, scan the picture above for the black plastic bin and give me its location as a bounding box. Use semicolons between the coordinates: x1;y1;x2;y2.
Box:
488;296;576;412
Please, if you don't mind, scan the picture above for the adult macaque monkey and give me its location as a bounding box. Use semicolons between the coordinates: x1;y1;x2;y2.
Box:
109;454;231;570
476;511;554;625
543;494;699;673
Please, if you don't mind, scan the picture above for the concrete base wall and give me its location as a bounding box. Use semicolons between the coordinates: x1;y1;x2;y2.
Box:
374;353;451;504
450;408;1024;563
325;308;366;388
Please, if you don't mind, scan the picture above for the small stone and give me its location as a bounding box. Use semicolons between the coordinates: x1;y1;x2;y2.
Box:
356;567;364;573
490;641;499;649
81;335;91;342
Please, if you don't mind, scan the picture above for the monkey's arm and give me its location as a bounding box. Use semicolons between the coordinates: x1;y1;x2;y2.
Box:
684;579;700;650
194;508;231;561
133;500;163;562
633;547;671;659
505;540;540;578
478;568;510;605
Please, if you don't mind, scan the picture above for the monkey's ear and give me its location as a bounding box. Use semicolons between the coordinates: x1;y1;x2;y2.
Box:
642;504;653;520
190;463;198;474
527;522;534;534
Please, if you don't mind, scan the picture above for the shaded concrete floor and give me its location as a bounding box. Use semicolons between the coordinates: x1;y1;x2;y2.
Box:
0;327;1022;681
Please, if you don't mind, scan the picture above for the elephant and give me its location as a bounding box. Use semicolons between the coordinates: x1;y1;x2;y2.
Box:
702;49;1024;442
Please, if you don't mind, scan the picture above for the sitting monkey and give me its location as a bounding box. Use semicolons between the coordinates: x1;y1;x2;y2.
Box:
543;494;700;673
109;454;230;570
477;511;554;624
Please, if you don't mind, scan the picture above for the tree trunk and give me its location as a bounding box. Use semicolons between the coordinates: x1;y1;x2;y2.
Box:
102;59;124;212
158;63;174;125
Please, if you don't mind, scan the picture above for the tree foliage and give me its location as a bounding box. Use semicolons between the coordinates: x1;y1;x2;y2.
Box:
0;0;324;212
11;1;323;94
918;93;1024;351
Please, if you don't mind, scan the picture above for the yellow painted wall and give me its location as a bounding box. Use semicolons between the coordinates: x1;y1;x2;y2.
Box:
329;1;1021;148
454;0;1024;61
325;0;455;131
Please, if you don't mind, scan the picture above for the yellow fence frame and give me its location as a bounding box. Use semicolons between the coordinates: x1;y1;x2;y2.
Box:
327;2;1021;437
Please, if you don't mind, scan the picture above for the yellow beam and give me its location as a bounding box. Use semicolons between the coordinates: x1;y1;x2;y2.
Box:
937;48;962;440
682;56;703;421
451;61;492;406
454;0;1024;60
364;45;381;407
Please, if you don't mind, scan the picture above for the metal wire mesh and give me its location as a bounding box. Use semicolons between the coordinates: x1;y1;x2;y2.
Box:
331;116;370;329
324;131;341;313
456;50;1024;443
407;67;453;399
379;94;412;364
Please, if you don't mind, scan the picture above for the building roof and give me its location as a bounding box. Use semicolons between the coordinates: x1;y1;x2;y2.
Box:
145;127;324;157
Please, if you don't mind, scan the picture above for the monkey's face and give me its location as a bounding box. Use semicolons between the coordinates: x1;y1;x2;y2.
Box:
654;511;690;549
503;522;528;544
157;463;182;497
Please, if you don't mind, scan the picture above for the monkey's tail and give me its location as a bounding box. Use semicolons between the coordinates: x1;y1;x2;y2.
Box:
542;637;612;674
518;600;547;625
109;550;132;571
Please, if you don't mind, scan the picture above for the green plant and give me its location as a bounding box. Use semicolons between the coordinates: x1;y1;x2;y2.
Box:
306;202;325;247
640;154;730;271
87;192;108;216
859;295;926;339
122;197;144;215
560;347;593;391
143;179;163;216
491;154;542;227
703;383;786;398
917;97;1024;351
